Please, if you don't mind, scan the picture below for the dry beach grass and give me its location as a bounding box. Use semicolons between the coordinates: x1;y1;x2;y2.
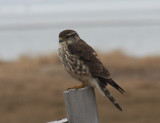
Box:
0;51;160;123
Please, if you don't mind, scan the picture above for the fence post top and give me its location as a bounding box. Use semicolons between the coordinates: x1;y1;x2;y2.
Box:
63;86;92;94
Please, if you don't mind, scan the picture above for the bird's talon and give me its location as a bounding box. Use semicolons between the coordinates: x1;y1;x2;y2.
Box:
67;84;86;90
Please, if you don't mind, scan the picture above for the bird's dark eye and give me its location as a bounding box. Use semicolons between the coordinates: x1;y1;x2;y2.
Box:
65;33;76;39
72;34;76;37
65;35;70;39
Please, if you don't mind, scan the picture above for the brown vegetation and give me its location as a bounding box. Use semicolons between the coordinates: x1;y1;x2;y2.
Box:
0;51;160;123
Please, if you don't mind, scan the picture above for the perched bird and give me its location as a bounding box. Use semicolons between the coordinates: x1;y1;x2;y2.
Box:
58;29;125;111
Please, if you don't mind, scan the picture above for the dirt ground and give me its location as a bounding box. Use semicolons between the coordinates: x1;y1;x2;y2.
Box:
0;51;160;123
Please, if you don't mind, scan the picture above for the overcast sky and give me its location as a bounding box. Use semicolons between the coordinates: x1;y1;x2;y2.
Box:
0;0;158;5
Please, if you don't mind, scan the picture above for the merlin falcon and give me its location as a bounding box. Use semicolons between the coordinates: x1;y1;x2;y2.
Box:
58;29;125;111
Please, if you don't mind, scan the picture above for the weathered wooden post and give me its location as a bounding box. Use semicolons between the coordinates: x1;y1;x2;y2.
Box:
63;86;99;123
48;86;99;123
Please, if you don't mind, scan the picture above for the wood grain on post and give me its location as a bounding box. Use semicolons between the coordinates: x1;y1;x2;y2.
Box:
63;86;99;123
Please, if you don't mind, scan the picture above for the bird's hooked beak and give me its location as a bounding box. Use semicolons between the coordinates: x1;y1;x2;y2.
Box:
59;37;63;43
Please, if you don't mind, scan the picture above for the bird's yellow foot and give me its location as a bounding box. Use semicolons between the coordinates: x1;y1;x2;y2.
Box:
67;83;86;90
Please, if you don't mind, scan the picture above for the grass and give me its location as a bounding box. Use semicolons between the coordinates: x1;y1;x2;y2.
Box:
0;51;160;123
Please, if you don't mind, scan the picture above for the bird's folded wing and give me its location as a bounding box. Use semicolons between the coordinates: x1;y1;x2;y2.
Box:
67;40;111;79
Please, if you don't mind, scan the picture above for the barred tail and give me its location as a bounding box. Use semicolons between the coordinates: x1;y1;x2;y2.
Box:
108;79;125;94
97;84;123;111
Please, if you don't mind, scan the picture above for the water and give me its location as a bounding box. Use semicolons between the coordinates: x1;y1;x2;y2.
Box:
0;0;160;61
0;25;160;61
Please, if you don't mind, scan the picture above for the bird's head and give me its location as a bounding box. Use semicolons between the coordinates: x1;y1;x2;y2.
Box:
59;30;80;45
